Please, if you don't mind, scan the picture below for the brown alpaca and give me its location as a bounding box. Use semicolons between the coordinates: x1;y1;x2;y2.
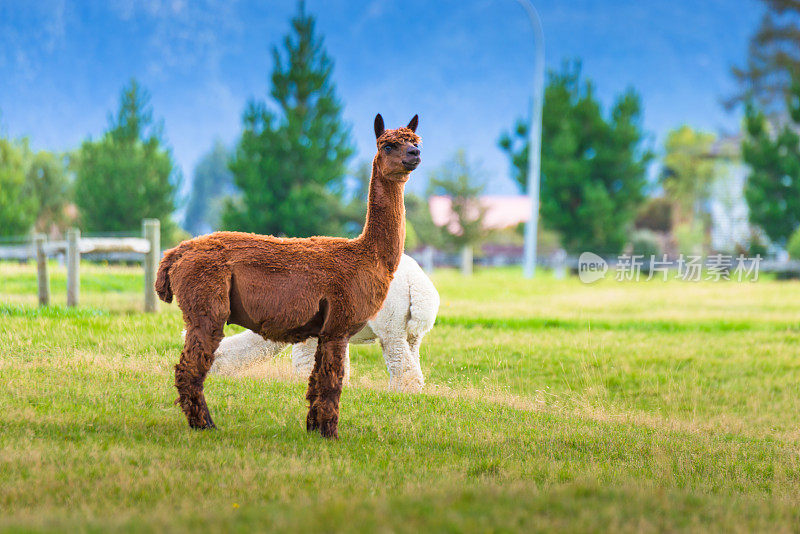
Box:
155;114;421;438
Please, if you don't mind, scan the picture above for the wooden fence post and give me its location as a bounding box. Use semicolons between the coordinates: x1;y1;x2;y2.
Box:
143;219;160;313
66;228;80;307
34;234;50;306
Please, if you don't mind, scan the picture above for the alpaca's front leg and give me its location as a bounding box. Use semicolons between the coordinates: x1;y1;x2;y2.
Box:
306;336;348;438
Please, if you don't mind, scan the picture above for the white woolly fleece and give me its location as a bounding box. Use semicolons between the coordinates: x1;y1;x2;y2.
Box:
209;254;440;393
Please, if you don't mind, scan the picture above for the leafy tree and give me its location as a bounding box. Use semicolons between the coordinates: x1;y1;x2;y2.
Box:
26;150;71;234
729;0;800;112
499;61;651;254
0;138;36;236
74;79;178;240
223;1;353;237
660;125;716;227
405;193;445;250
635;197;672;233
787;225;800;259
426;149;487;251
184;141;234;235
498;119;530;192
404;219;420;251
742;80;800;245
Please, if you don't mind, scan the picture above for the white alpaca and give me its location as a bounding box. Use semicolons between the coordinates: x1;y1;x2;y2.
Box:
210;254;439;392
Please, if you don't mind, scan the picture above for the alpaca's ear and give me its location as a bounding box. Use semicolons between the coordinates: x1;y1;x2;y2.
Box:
407;114;419;132
374;114;385;139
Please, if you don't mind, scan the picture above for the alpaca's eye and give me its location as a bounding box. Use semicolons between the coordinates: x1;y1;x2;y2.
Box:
383;144;394;152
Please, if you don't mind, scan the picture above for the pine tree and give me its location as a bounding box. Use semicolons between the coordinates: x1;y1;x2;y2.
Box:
223;1;353;237
499;61;651;254
742;80;800;245
74;79;178;239
729;0;800;112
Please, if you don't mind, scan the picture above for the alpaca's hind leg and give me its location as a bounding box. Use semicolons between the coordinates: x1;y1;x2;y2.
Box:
382;337;423;392
403;333;426;391
305;340;324;432
176;325;224;429
306;336;348;438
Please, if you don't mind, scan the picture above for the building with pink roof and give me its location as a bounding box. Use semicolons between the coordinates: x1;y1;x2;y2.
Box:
428;195;532;233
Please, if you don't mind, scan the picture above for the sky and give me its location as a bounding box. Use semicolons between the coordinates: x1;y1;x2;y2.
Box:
1;0;764;201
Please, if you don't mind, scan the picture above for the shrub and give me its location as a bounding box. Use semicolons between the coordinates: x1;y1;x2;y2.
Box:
628;229;662;258
635;197;672;233
747;228;770;258
405;220;419;252
787;227;800;260
674;222;706;256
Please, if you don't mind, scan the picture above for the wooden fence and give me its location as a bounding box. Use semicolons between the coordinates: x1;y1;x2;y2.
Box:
7;219;161;313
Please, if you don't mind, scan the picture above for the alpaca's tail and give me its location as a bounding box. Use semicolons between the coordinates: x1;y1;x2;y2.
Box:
155;246;181;303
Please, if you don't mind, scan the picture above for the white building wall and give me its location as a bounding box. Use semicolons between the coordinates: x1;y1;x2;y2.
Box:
709;161;750;253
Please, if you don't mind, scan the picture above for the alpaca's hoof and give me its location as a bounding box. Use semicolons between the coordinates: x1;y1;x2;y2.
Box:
306;410;320;432
189;420;216;430
189;415;216;430
388;372;425;393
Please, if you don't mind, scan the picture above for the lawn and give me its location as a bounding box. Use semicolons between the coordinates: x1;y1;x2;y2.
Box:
2;261;800;532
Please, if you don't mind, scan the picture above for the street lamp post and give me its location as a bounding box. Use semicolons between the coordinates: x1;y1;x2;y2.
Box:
514;0;545;279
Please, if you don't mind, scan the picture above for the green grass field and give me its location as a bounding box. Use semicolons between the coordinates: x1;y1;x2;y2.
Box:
3;261;800;532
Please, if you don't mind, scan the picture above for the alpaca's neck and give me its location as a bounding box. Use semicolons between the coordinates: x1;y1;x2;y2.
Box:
361;159;405;272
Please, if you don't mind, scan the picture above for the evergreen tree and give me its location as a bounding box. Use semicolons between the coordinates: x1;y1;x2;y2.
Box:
184;140;234;235
499;61;651;254
0;138;37;237
742;80;800;245
729;0;800;112
74;79;178;239
223;1;353;237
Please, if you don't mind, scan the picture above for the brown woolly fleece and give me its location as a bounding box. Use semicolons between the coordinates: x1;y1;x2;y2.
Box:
155;114;421;438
